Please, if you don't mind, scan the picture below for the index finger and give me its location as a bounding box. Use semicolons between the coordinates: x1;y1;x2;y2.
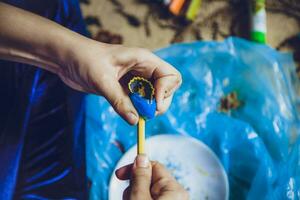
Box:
130;50;182;112
115;163;133;180
151;161;175;183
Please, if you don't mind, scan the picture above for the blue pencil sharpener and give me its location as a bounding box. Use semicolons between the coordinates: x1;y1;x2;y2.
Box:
128;77;157;120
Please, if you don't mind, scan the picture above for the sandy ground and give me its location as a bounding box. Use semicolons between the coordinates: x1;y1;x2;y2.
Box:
80;0;300;51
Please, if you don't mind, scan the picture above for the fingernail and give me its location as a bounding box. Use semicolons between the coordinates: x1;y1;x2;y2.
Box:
126;112;138;124
135;155;149;168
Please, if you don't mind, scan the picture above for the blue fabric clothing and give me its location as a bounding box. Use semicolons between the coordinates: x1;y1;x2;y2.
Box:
0;0;88;199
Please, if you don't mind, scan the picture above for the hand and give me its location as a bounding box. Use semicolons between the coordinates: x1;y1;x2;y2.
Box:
59;40;182;125
0;3;181;125
116;155;189;200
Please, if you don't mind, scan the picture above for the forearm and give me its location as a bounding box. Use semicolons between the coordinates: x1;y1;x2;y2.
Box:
0;2;87;73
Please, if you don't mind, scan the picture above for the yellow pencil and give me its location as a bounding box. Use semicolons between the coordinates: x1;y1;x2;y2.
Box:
137;117;145;154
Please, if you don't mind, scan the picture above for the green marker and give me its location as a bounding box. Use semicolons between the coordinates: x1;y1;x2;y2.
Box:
251;0;266;43
186;0;202;21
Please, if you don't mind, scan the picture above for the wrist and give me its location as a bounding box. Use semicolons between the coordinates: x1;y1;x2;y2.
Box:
44;28;88;73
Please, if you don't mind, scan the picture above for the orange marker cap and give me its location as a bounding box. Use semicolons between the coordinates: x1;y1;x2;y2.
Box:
170;0;186;16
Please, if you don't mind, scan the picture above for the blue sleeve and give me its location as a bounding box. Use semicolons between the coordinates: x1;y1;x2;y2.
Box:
0;1;88;199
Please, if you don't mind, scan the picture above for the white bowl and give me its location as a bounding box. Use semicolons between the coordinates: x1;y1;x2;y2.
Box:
109;134;229;200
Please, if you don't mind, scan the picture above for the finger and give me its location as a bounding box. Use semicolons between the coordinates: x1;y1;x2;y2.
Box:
95;75;139;125
129;154;152;200
150;162;188;200
151;178;175;198
123;187;130;200
151;177;184;199
141;52;181;98
155;95;173;115
129;49;179;81
116;163;133;180
128;50;182;113
150;161;175;196
154;74;181;112
151;161;175;183
116;161;163;180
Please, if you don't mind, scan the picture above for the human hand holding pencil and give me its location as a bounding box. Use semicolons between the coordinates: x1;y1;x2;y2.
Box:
116;155;189;200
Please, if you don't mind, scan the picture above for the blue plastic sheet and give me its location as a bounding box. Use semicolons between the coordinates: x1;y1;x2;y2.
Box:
86;37;300;199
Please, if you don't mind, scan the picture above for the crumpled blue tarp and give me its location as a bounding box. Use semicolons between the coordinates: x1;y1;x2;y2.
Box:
86;37;300;200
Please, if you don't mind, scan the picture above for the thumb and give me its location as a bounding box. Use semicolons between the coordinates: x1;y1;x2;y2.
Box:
129;155;152;200
97;77;139;125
